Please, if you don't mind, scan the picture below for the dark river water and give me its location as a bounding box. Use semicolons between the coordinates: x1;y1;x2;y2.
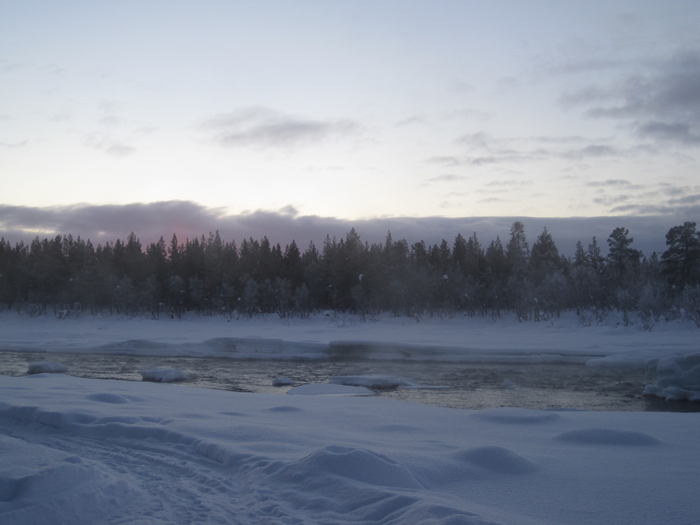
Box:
1;351;697;412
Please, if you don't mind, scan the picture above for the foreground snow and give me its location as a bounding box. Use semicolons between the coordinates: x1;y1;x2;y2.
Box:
1;373;698;525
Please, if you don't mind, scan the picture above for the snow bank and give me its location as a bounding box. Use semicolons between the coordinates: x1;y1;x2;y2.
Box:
1;374;699;525
643;354;700;401
27;360;67;374
139;367;189;383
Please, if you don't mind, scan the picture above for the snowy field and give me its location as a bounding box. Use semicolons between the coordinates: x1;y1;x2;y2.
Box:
1;311;700;524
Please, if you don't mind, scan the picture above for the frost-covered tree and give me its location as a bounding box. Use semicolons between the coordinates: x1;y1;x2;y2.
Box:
606;228;641;280
661;222;700;289
530;227;561;286
506;221;529;279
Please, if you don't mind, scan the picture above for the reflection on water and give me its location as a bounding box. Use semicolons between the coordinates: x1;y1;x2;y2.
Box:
0;351;697;412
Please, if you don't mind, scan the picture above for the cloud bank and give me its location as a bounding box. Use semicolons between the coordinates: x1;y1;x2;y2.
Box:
0;201;691;257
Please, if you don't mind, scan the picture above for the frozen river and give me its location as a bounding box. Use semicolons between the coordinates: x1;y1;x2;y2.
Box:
1;351;697;412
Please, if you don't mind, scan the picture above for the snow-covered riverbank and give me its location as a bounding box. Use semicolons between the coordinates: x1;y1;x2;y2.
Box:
2;311;699;524
1;310;698;367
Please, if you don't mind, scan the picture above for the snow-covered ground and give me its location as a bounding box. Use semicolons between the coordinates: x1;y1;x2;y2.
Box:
2;373;699;525
1;311;699;524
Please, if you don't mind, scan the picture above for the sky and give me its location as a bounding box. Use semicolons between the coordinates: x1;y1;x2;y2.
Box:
1;1;699;252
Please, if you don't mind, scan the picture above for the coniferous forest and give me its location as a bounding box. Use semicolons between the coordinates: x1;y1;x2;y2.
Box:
0;221;698;328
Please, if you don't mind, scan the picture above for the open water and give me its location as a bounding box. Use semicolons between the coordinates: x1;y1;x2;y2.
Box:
1;351;697;412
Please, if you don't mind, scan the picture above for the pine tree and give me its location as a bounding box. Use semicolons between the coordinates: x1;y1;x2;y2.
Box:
661;222;700;288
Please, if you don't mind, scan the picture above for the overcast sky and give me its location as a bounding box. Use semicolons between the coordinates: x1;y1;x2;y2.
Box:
1;1;698;252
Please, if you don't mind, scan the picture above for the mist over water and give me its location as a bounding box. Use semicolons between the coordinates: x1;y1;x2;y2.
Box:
2;351;697;413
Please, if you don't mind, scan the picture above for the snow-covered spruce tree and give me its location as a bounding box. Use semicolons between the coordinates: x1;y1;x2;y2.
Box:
605;227;643;322
506;222;533;320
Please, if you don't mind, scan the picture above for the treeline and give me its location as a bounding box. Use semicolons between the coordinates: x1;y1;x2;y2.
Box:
0;222;698;327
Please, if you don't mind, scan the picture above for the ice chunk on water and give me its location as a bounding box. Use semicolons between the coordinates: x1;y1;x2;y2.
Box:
139;368;189;383
643;354;700;401
500;379;519;389
27;361;67;374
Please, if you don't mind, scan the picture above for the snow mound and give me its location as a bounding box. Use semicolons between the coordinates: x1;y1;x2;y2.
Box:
643;354;700;401
330;374;427;389
470;408;560;425
453;446;538;474
266;405;303;413
499;379;519;390
85;393;145;404
272;377;294;386
27;361;67;374
139;368;189;383
0;434;136;524
273;445;423;489
286;383;373;396
555;428;662;446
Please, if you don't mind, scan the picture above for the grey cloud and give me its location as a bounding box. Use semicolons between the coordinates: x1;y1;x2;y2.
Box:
2;62;27;73
585;179;633;188
486;180;533;187
474;189;507;195
497;76;520;91
559;85;615;106
51;113;72;122
447;108;491;121
457;132;492;149
668;193;700;206
533;135;587;144
423;156;463;167
0;140;27;148
99;116;121;126
549;58;623;75
85;134;136;157
202;107;361;148
593;195;630;206
562;144;621;160
428;174;467;182
99;100;121;113
468;153;544;166
610;203;700;217
470;156;501;165
43;64;65;75
450;79;476;95
561;50;700;146
446;131;625;168
595;182;699;215
395;115;427;127
105;144;136;157
635;121;700;144
478;197;510;203
0;201;692;256
578;145;618;157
